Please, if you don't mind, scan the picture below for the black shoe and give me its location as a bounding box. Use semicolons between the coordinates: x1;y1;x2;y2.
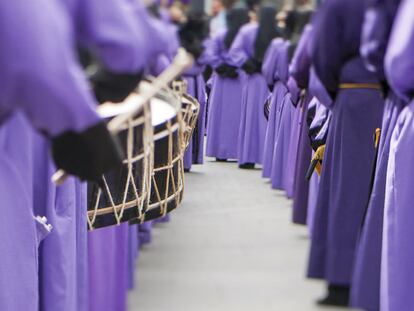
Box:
239;163;255;169
317;284;350;307
216;158;227;162
184;168;191;173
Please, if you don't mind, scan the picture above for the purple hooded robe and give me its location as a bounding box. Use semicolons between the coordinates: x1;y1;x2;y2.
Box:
206;30;247;160
0;0;102;309
350;0;406;310
307;0;384;286
261;38;290;178
228;23;270;165
380;0;414;309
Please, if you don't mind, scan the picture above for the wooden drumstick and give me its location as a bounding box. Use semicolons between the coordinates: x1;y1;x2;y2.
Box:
52;49;194;186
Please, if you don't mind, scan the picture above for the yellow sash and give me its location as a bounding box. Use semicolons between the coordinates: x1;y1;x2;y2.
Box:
339;83;381;90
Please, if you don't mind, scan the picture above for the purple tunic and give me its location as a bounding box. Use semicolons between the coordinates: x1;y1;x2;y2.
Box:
289;26;313;216
350;0;405;310
380;1;414;310
88;224;129;311
228;23;270;165
58;1;155;311
184;40;210;170
262;38;289;178
183;65;207;170
306;69;332;233
62;0;147;72
307;0;384;285
0;0;102;309
270;76;296;190
206;30;247;160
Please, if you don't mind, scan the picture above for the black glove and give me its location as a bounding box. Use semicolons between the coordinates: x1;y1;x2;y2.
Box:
215;64;239;79
178;14;208;59
242;58;262;75
380;79;389;98
52;122;123;183
90;66;143;104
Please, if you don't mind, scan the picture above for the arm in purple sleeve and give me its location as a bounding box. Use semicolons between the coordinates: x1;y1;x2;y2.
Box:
360;0;402;79
0;0;121;181
70;0;147;73
262;40;280;86
385;0;414;100
312;0;365;96
290;25;313;89
227;25;250;68
262;39;290;88
0;0;99;136
311;1;345;95
360;4;389;78
207;33;226;68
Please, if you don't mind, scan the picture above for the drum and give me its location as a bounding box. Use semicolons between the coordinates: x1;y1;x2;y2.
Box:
173;80;200;150
130;85;184;223
87;94;152;230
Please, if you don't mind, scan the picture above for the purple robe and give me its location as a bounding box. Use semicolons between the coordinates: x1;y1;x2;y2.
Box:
380;1;414;309
183;65;207;170
0;114;40;311
350;0;405;310
270;77;296;190
88;225;129;311
306;69;332;233
59;1;159;310
290;25;313;224
228;23;270;165
261;38;289;178
0;0;102;309
284;101;301;198
62;0;147;73
184;40;212;170
206;30;247;160
307;0;384;285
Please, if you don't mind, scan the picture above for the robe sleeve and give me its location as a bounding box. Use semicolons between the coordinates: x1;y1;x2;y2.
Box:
290;25;312;89
311;1;344;95
0;0;100;137
385;0;414;100
208;32;226;68
262;41;280;86
360;3;389;78
308;68;334;109
227;26;250;68
278;42;291;84
197;40;214;67
312;0;365;95
75;0;147;73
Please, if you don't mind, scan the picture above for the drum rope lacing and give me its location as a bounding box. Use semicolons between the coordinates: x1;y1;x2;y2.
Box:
87;104;152;230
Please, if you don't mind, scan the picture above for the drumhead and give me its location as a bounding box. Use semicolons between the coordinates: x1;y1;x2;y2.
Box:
151;98;177;126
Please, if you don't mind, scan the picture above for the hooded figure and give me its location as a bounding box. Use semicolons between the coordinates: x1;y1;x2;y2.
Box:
261;38;291;178
350;0;406;311
206;7;250;160
288;24;314;223
0;0;121;310
228;4;280;168
307;0;384;307
40;1;148;311
377;0;414;310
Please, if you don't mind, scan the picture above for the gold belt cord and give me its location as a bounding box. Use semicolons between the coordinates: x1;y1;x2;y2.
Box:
339;83;381;90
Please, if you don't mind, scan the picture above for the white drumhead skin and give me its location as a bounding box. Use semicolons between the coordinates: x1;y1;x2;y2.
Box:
151;97;177;126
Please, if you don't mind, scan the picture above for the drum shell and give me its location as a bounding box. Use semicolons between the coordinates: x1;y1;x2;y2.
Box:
87;110;150;229
130;114;183;224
